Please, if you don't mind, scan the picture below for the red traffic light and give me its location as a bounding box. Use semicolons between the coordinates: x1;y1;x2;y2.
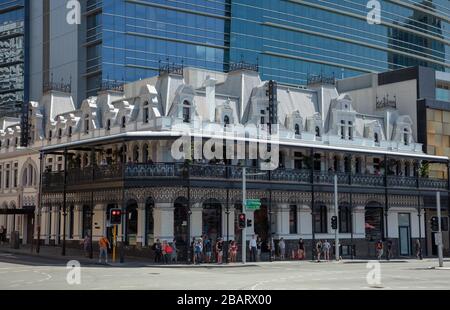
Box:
238;213;246;229
110;208;122;225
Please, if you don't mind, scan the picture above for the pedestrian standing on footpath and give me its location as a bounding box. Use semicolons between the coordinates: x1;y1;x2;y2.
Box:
164;241;173;264
98;235;110;264
279;238;286;260
415;239;423;260
194;239;203;264
0;225;5;244
376;240;384;260
268;237;275;261
323;240;331;261
256;237;262;262
298;238;305;260
386;240;393;261
204;238;212;263
82;233;91;258
172;239;178;263
216;238;224;264
316;240;323;262
152;239;162;263
190;237;196;264
249;235;257;262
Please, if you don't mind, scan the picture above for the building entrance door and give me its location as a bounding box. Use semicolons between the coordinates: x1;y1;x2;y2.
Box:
399;226;411;256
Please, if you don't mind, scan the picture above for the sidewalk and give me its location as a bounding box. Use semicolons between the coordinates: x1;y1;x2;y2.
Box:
0;244;259;268
1;244;448;268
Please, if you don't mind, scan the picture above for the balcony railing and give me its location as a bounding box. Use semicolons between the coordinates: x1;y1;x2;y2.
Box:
42;163;449;191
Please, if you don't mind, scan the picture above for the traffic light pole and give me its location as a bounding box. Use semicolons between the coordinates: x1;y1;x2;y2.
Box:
112;224;117;263
334;174;339;261
436;192;444;268
242;167;247;264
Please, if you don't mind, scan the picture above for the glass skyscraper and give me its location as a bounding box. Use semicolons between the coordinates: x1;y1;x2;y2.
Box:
86;0;231;96
82;0;450;95
0;0;28;117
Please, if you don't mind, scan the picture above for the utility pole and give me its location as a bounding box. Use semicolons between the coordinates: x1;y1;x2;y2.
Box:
242;167;247;264
62;149;68;256
334;174;339;261
436;191;444;268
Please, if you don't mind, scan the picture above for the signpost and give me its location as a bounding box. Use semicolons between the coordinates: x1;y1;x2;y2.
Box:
436;192;444;268
245;199;261;211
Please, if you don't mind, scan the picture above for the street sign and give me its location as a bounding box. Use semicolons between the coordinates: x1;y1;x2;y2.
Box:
245;199;261;210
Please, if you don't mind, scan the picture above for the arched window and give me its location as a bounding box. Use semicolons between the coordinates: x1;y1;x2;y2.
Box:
315;126;321;138
6;139;9;148
84;114;90;134
344;156;351;173
143;101;149;124
333;156;339;172
183;100;191;123
48;130;52;141
58;128;62;139
121;116;126;128
14;137;18;147
224;115;230;126
68;126;72;138
106;119;111;131
403;128;409;145
340;120;346;139
143;144;149;163
374;132;379;144
295;124;300;135
22;167;28;186
405;162;410;177
348;121;353;140
133;145;140;163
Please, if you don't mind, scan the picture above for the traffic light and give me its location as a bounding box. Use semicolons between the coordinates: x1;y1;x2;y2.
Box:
431;216;439;232
247;219;253;228
238;213;246;229
110;208;122;225
331;216;338;230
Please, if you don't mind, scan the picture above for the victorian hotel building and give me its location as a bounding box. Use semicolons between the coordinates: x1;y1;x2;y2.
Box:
0;65;449;260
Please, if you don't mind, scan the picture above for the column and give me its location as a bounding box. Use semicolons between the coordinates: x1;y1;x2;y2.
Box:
137;202;146;246
222;206;235;241
190;203;203;239
44;206;50;245
51;207;59;245
153;203;174;242
278;204;290;237
73;205;83;240
92;204;105;241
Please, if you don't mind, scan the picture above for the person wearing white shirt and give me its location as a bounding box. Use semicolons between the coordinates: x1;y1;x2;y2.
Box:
249;235;257;262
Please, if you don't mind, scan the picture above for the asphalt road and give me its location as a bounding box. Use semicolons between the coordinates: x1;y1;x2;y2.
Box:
0;252;449;290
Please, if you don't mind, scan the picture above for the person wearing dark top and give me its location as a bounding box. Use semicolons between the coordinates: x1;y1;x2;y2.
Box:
298;238;305;260
152;239;162;263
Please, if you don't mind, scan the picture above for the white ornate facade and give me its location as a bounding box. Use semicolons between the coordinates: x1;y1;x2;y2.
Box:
0;66;448;258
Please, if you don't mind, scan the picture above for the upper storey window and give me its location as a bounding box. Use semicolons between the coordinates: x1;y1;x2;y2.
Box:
183;101;191;123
